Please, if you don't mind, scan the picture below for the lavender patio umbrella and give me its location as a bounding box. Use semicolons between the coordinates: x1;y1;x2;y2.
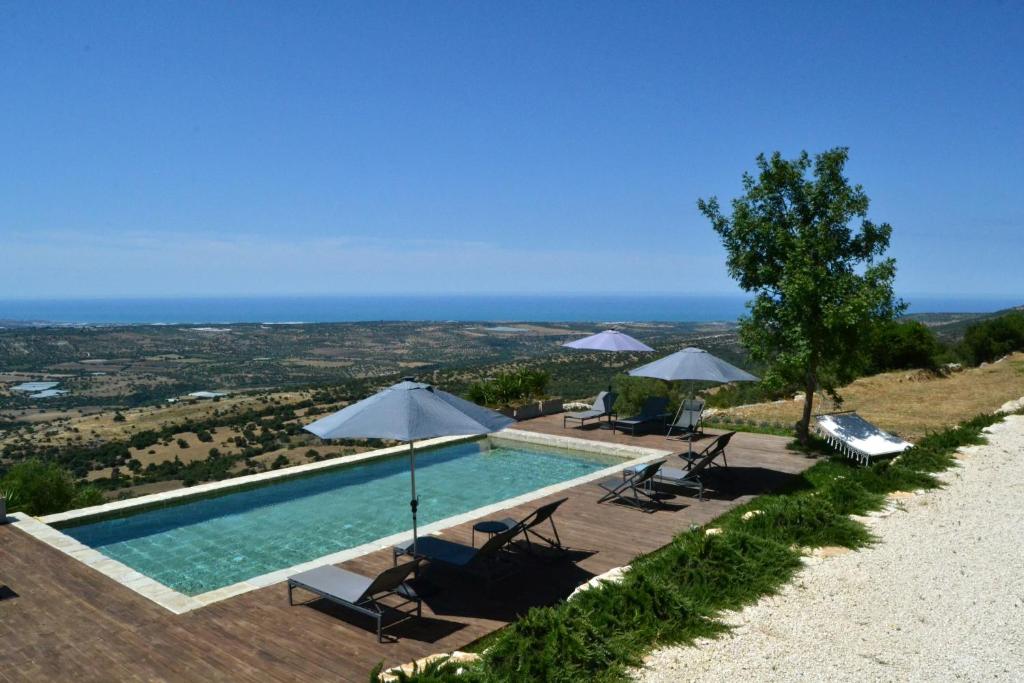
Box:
304;379;514;555
562;329;655;353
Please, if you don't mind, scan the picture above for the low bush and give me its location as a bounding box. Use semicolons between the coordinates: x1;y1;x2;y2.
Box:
609;375;679;418
868;320;942;372
467;369;550;408
1;460;104;516
959;311;1024;365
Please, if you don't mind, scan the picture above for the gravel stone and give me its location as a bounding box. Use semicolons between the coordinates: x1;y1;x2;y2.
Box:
637;413;1024;682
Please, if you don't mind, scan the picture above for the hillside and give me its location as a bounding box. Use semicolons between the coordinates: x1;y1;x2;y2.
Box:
712;352;1024;440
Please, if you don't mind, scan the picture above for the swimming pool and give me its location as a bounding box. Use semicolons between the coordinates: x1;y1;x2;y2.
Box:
59;437;624;596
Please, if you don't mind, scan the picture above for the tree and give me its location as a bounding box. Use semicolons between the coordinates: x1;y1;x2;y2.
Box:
960;311;1024;365
699;148;901;444
869;320;941;372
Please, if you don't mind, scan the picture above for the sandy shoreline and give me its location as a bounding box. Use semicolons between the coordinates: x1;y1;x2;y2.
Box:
637;411;1024;682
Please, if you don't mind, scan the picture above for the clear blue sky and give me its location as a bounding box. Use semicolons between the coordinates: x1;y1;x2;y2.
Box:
2;2;1021;299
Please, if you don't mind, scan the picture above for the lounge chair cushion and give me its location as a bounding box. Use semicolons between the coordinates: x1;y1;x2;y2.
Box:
399;536;478;566
565;409;605;420
289;565;374;603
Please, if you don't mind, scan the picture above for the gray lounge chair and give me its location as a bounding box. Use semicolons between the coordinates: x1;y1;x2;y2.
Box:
624;436;729;501
597;459;666;512
613;396;671;435
288;560;422;642
677;431;735;470
497;497;568;552
393;525;521;586
666;398;705;439
563;391;617;429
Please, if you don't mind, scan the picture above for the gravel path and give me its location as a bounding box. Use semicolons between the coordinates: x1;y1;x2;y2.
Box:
638;412;1024;682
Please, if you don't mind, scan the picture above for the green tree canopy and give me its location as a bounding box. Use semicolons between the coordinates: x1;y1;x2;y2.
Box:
699;148;901;442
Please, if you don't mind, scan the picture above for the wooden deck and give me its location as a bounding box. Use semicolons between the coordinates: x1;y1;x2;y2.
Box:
0;418;814;682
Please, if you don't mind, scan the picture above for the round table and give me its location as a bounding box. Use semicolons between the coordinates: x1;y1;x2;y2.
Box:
472;519;512;547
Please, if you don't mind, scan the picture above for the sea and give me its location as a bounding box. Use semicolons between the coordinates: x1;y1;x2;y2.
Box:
0;294;1018;326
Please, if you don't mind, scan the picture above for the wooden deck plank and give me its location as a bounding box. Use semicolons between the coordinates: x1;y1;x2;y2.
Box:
0;418;814;681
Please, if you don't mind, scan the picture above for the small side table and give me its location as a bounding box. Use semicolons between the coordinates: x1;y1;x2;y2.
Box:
472;520;512;547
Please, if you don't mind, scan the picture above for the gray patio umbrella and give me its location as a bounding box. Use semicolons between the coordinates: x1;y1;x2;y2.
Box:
562;329;655;353
628;347;759;429
628;347;759;384
304;379;514;555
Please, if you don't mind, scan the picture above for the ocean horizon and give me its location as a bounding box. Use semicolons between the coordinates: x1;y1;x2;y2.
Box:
0;294;1020;326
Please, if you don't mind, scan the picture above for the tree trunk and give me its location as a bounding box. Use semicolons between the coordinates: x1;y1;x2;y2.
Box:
797;373;816;445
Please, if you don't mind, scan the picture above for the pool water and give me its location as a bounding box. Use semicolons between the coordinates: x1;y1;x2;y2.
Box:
62;440;616;595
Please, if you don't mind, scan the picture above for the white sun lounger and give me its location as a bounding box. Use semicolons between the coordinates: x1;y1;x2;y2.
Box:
815;412;913;466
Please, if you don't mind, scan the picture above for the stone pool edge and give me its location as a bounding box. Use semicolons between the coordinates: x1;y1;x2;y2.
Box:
11;428;669;614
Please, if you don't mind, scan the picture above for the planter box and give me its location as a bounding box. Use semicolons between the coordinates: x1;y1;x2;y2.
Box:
511;403;542;421
539;398;564;415
0;496;6;523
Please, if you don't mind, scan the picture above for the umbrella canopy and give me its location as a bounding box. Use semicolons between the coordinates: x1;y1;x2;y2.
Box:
305;380;513;442
562;329;654;353
628;347;759;383
304;380;514;555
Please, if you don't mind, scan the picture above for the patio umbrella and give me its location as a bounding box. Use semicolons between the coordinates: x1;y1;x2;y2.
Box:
562;329;654;352
628;347;759;428
304;379;514;555
563;329;655;395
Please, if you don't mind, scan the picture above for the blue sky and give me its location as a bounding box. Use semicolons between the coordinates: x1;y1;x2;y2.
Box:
1;2;1021;299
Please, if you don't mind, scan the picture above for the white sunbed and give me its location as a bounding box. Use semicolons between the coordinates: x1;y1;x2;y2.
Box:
815;412;913;466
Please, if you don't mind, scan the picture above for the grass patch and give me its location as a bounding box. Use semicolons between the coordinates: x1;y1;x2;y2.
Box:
374;410;1009;682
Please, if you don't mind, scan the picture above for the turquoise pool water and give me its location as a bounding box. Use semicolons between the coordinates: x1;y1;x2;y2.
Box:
62;439;617;596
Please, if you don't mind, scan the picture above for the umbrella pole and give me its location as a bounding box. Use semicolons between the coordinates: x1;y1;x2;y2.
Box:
409;441;419;557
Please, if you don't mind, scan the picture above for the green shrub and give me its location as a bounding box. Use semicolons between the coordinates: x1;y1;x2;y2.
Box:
1;460;100;516
868;319;942;372
703;380;783;409
609;375;678;418
960;311;1024;365
736;492;871;549
467;369;550;408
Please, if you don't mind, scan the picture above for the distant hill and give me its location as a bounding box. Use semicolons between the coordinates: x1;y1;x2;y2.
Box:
909;303;1024;342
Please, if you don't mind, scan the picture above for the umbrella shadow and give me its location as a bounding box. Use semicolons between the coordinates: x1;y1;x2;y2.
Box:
417;551;598;622
302;595;467;644
601;490;691;513
698;465;810;501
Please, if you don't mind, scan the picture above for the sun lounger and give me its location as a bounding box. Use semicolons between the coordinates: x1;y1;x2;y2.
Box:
497;497;568;552
393;525;521;586
677;431;735;470
666;398;705;439
597;459;666;512
288;560;422;642
815;412;912;466
612;396;671;435
563;391;617;429
623;434;733;501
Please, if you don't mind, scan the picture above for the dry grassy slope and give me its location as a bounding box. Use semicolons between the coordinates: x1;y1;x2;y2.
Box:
716;352;1024;441
46;390;313;445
